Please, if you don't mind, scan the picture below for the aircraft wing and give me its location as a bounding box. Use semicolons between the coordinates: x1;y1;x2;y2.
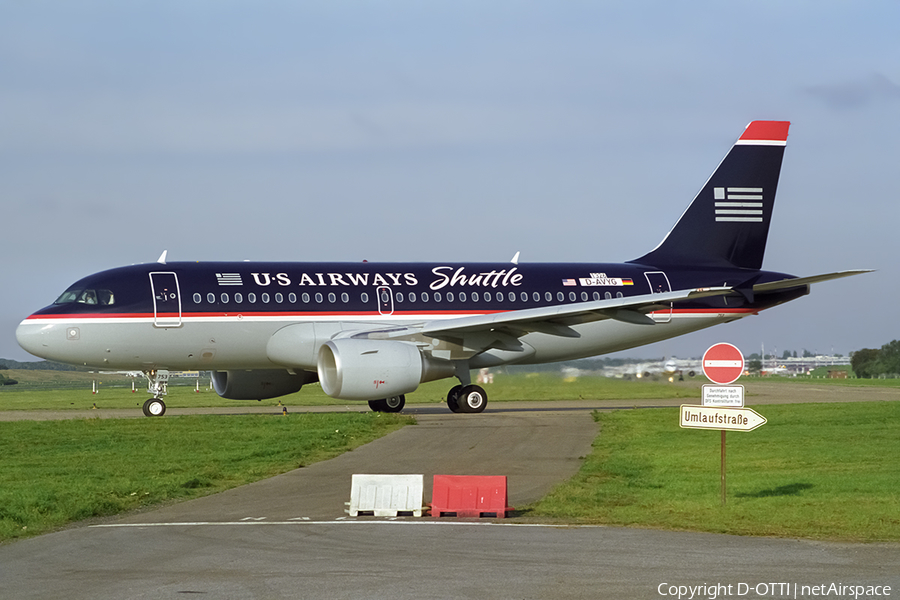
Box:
418;286;733;339
752;269;873;294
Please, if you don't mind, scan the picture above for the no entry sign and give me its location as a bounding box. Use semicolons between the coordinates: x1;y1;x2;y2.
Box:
703;343;745;385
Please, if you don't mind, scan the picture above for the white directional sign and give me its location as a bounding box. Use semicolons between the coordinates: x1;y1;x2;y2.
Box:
680;405;767;432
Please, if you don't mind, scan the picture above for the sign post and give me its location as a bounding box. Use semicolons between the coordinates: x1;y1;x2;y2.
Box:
679;343;765;505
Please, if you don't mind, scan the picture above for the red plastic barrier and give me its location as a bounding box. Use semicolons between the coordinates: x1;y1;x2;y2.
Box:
430;474;514;518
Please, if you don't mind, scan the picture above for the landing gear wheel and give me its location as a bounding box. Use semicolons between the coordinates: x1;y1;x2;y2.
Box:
447;385;462;413
142;398;166;417
456;385;487;413
383;395;405;413
368;395;405;413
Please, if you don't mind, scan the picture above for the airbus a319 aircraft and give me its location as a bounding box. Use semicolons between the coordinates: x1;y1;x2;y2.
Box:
16;121;868;416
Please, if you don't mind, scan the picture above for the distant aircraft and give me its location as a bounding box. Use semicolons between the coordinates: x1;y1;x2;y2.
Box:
763;365;790;376
16;121;869;416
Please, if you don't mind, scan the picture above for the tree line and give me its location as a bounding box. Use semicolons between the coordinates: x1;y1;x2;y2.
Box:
850;340;900;378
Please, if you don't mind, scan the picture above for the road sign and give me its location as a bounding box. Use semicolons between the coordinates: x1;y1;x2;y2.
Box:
680;405;767;432
702;385;744;407
703;343;745;384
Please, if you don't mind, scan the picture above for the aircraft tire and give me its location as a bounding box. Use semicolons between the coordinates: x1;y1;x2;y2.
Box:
383;395;405;413
447;385;462;413
142;398;166;417
456;385;487;413
368;399;386;412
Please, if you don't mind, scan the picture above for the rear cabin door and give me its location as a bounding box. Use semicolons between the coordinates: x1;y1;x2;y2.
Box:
644;271;672;323
150;272;182;327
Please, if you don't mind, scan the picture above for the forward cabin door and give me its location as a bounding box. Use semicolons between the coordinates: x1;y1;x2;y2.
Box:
644;271;672;323
150;272;183;327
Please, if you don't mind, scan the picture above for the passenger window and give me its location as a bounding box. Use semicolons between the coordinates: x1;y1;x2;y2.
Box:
275;293;284;303
508;292;515;302
248;292;257;303
605;292;612;300
221;293;229;303
207;293;215;303
341;292;349;303
328;292;336;303
289;293;297;303
533;292;540;302
569;292;576;302
193;293;201;304
593;292;600;301
262;293;270;303
421;292;429;302
521;292;528;302
496;292;503;301
471;291;479;301
557;292;564;302
361;292;369;303
459;291;467;302
446;291;454;302
617;292;624;298
434;292;441;302
409;292;416;302
315;293;323;303
395;292;403;303
234;293;243;303
302;293;310;303
581;292;588;301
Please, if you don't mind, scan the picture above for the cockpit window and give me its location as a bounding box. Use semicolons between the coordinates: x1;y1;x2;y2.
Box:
54;288;115;306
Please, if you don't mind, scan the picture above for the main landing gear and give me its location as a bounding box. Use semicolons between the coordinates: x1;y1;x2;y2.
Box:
141;369;169;417
366;365;489;415
368;395;405;413
447;384;487;413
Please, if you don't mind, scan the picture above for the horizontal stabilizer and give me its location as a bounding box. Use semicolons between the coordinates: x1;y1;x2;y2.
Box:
753;270;873;293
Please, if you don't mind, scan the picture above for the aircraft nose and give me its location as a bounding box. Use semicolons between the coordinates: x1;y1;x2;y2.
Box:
16;318;51;359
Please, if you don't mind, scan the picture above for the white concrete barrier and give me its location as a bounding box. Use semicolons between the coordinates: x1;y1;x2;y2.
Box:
347;474;424;517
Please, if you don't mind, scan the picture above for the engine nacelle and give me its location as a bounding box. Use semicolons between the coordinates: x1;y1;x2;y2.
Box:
317;339;424;401
211;369;315;400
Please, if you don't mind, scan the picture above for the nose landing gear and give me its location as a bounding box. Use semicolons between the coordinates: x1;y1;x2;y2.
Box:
142;369;169;417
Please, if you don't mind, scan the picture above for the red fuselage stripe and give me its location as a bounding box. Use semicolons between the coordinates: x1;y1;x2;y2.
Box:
25;308;757;321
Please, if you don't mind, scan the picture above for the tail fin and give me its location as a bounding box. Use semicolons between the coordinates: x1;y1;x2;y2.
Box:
632;121;790;270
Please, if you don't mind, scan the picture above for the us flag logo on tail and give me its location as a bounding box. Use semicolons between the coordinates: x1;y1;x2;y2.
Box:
714;187;763;223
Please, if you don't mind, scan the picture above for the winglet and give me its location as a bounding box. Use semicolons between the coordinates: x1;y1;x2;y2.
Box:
157;250;168;265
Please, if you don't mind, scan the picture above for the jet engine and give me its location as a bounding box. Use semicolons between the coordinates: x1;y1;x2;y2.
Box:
317;339;452;401
211;369;315;400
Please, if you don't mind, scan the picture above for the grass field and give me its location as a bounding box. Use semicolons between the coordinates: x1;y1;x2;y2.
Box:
0;372;703;411
529;401;900;541
0;412;411;542
1;375;899;544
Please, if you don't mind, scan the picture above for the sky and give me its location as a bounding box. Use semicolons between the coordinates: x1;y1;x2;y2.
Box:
2;1;898;362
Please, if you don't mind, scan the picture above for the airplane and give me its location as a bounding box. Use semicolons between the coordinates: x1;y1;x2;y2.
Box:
16;121;870;417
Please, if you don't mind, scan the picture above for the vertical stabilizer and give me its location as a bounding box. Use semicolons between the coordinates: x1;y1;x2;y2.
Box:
632;121;790;270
